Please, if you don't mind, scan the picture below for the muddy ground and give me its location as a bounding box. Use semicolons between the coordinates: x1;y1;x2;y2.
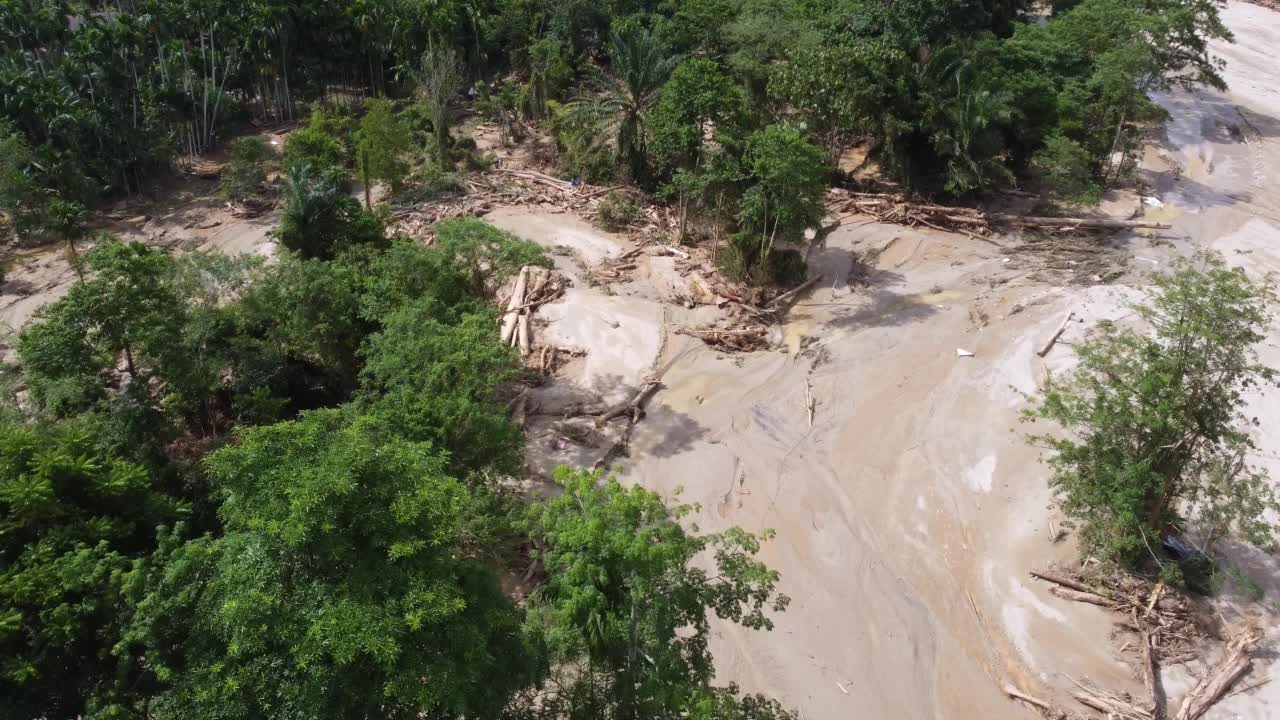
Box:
2;3;1279;717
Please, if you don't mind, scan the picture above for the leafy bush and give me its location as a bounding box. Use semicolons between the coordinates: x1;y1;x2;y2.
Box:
737;124;827;245
596;191;641;231
219;136;274;202
355;98;409;198
718;232;808;286
549;101;617;184
433;218;548;294
283;126;343;172
403;163;465;203
1033;133;1102;205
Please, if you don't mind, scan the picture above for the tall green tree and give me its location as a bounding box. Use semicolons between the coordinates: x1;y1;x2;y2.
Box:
276;161;386;260
572;24;677;184
0;423;183;720
524;467;791;720
737;124;827;251
18;241;186;412
1026;255;1280;573
127;410;537;720
355;98;409;206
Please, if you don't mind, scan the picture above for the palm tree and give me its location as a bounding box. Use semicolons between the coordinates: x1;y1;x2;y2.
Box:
922;43;1015;194
572;26;676;184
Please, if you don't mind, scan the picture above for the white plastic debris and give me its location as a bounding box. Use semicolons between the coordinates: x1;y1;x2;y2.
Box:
956;348;975;358
1141;196;1164;208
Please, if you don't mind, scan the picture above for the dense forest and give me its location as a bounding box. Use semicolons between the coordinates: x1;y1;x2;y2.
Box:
0;0;1239;719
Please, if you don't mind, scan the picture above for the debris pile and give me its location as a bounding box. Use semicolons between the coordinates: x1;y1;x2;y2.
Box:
827;189;1172;236
497;265;568;361
1013;568;1268;720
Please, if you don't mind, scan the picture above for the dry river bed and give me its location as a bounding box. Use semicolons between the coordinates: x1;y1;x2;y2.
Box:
1;4;1279;717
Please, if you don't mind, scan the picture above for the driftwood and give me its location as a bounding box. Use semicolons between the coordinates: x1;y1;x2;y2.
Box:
1174;627;1263;720
1138;621;1167;720
595;381;663;427
1003;685;1054;713
828;189;1173;236
676;325;770;352
1049;585;1114;607
517;313;531;356
987;213;1171;230
769;275;823;313
1037;311;1076;357
1030;570;1101;595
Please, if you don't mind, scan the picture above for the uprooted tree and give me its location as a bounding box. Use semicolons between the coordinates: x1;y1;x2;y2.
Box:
1025;253;1280;582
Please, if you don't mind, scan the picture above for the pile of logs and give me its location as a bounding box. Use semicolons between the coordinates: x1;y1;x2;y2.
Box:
498;265;567;359
827;190;1172;235
675;325;770;352
1018;568;1267;720
675;275;823;353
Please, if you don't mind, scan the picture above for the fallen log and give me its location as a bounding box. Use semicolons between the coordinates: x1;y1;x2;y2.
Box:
1036;311;1075;357
1030;570;1100;595
595;381;663;427
989;213;1171;230
518;313;531;356
1139;623;1166;720
1003;685;1053;713
1049;585;1115;607
769;275;823;312
1174;627;1263;720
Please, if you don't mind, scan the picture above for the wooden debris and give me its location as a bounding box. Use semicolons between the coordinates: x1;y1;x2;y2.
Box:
1072;686;1152;720
1174;627;1263;720
501;266;530;345
676;325;770;352
517;313;531;356
1003;685;1054;713
988;213;1171;230
1049;585;1114;607
1030;570;1101;595
1138;620;1166;720
827;190;1172;236
804;378;815;428
595;380;663;428
1036;310;1075;357
769;275;823;313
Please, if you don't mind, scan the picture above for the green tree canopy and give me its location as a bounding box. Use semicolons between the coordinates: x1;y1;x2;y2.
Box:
0;423;183;720
524;467;790;720
129;410;536;720
1026;255;1280;575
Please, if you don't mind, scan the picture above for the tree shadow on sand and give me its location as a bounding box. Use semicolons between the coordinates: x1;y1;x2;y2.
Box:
820;267;944;332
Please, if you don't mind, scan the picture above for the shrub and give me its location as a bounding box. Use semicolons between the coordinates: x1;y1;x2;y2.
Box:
596;191;641;232
1033;134;1102;205
403;163;465;203
718;232;808;286
219;136;274;202
550;102;617;184
284;126;343;171
355;98;409;198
